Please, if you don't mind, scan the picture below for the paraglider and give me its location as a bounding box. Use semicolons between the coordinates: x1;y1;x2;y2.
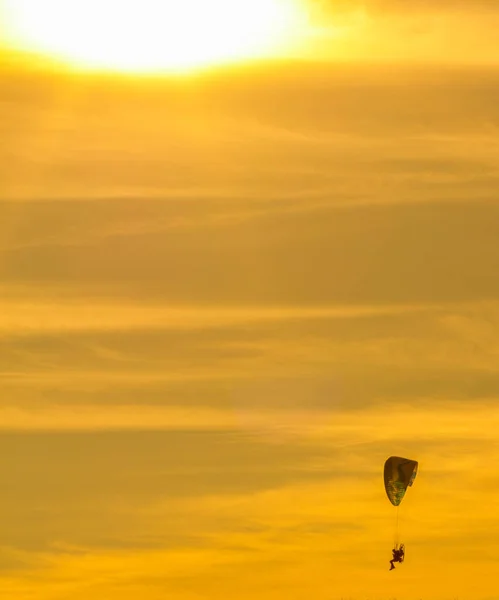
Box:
383;456;418;571
389;543;405;570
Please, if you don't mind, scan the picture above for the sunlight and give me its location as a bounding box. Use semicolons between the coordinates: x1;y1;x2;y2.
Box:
0;0;305;72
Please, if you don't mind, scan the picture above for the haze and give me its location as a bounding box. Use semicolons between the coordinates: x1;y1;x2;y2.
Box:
1;1;499;599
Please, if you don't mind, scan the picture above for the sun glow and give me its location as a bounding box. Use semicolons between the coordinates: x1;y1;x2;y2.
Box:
0;0;305;72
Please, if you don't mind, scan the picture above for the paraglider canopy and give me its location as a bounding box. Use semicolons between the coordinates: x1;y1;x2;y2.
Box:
384;456;418;506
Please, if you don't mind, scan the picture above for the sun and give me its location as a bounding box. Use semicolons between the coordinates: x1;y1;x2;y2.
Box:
0;0;305;72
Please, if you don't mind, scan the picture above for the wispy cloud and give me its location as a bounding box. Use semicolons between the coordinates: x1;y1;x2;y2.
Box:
2;41;499;600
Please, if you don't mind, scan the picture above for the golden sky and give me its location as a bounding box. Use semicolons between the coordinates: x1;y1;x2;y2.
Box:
1;1;499;599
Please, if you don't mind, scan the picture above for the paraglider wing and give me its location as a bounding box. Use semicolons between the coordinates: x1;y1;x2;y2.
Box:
384;456;418;506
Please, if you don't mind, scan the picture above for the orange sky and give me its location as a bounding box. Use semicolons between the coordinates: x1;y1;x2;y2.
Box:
1;1;499;599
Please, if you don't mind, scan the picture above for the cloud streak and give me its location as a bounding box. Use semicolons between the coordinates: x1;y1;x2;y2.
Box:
1;44;499;600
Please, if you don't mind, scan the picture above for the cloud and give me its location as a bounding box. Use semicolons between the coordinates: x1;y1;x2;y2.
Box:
0;429;358;556
2;299;499;430
305;1;499;65
2;50;499;600
2;64;499;201
2;416;499;598
314;0;499;15
2;198;499;306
